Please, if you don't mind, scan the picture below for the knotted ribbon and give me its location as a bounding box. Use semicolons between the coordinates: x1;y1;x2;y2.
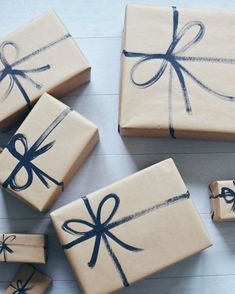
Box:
2;107;71;192
210;181;235;212
123;6;235;138
62;191;190;287
0;33;71;110
10;271;35;294
0;234;16;262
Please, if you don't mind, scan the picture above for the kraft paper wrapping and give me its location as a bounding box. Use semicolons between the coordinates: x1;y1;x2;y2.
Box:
0;10;91;130
51;158;212;294
0;93;99;212
5;264;52;294
0;234;47;264
210;180;235;221
119;5;235;140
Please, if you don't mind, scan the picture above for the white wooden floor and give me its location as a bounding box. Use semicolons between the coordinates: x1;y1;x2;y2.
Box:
1;0;235;293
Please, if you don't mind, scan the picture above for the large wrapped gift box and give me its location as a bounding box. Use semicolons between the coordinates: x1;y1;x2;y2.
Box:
0;234;47;263
0;10;90;130
210;180;235;221
51;158;212;294
5;264;52;294
119;4;235;140
0;93;99;212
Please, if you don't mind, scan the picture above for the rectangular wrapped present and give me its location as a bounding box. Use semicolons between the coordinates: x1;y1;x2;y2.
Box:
209;180;235;221
0;234;47;263
119;5;235;140
5;264;52;294
0;93;99;212
51;158;212;294
0;10;90;130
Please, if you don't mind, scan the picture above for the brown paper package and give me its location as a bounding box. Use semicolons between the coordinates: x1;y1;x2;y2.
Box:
0;10;91;130
210;180;235;221
0;234;47;263
5;264;52;294
0;93;99;212
119;4;235;140
51;158;212;294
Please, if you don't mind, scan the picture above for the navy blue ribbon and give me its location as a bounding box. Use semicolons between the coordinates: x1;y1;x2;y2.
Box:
0;234;16;262
10;270;35;294
62;191;190;287
210;181;235;212
123;6;235;138
0;34;71;110
2;107;71;192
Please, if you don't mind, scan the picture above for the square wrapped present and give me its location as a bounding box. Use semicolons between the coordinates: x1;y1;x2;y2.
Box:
51;158;212;294
0;10;90;130
209;180;235;221
5;264;52;294
119;5;235;140
0;93;99;212
0;234;47;263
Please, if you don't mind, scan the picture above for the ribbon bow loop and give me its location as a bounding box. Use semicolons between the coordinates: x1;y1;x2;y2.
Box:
96;193;120;225
172;21;205;55
12;280;32;294
220;187;235;211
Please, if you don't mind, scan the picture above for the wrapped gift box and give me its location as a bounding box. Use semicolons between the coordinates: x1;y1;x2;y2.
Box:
119;5;235;140
5;264;52;294
51;158;212;294
210;180;235;221
0;234;47;263
0;10;90;130
0;93;99;212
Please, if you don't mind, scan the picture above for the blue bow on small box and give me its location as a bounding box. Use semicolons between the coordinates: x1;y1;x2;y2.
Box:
210;181;235;212
62;191;190;287
0;33;70;110
2;107;71;192
10;271;35;294
123;6;235;138
0;234;16;262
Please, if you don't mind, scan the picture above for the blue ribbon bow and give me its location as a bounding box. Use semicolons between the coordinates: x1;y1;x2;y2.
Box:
210;181;235;212
62;191;190;287
10;270;35;294
0;33;71;110
123;6;235;138
0;234;16;262
2;107;71;192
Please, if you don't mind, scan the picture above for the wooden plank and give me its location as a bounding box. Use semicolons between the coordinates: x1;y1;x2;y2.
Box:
0;275;235;294
0;0;235;38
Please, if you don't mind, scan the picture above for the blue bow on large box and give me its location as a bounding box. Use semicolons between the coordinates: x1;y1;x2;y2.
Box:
61;191;190;287
123;6;235;138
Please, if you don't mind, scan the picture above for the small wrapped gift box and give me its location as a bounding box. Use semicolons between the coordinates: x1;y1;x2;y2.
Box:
119;5;235;140
51;158;212;294
5;264;52;294
0;93;99;212
0;234;47;263
209;180;235;221
0;10;90;130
